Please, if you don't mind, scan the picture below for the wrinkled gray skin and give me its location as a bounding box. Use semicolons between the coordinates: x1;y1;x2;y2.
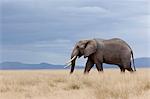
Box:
70;38;136;74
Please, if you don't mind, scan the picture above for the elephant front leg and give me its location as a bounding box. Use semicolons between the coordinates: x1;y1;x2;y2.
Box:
84;59;94;74
96;63;103;72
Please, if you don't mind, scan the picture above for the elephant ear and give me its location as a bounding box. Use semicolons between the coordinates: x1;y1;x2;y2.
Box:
84;40;97;57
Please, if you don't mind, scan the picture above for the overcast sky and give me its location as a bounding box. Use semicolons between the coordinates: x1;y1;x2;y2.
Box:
1;0;150;65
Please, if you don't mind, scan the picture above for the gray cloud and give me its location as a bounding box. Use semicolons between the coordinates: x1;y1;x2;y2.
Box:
1;0;150;64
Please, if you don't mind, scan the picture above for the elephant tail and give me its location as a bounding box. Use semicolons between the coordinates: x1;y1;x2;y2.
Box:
131;51;136;71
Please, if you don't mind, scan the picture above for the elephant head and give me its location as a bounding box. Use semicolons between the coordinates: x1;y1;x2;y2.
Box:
65;39;97;73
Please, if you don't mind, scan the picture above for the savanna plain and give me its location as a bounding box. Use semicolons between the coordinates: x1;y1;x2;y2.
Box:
0;69;150;99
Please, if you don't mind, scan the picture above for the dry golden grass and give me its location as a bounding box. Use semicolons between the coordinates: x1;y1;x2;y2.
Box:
0;68;150;99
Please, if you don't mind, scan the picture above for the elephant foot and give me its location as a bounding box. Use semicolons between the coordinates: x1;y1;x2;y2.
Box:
84;71;89;74
98;70;104;73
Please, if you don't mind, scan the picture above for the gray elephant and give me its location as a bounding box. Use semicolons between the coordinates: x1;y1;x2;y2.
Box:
65;38;136;74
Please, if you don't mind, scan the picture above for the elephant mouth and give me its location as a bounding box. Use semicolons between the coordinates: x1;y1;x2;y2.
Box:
64;56;77;68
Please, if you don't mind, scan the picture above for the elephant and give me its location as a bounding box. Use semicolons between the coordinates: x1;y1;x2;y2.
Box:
65;38;136;74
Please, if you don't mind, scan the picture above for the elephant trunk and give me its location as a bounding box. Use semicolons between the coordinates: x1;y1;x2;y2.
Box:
70;56;76;74
70;49;79;74
64;46;80;73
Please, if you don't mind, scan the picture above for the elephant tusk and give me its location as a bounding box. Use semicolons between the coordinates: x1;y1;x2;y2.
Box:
65;56;77;65
64;62;72;68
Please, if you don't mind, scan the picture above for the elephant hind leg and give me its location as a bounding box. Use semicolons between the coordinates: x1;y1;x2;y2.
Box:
122;62;134;73
96;63;103;72
120;68;125;72
118;65;125;72
126;68;133;72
